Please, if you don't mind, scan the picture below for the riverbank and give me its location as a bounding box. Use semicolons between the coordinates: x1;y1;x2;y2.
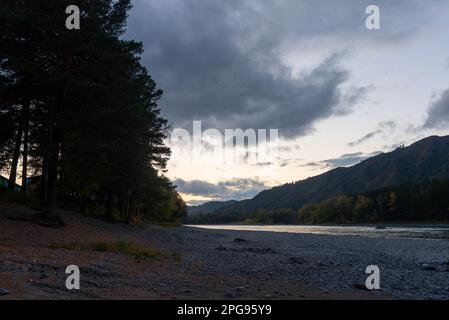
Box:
1;202;448;300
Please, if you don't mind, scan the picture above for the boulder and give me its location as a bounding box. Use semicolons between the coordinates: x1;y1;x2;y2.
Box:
421;264;437;271
0;288;10;296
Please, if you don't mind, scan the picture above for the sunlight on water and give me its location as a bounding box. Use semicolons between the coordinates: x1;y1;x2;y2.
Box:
187;225;449;240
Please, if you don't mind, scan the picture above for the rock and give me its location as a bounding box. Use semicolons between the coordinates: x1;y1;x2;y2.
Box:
235;286;247;292
39;273;49;280
224;292;235;299
288;257;305;265
264;294;272;298
0;288;10;296
375;226;387;230
421;264;437;271
352;283;368;291
233;238;248;243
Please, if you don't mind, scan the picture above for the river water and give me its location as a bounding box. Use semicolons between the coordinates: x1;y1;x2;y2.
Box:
189;224;449;240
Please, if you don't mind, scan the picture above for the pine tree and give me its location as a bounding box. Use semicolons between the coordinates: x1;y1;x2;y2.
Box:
1;0;185;225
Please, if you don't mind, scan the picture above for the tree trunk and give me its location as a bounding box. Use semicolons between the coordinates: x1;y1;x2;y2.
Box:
44;125;65;226
21;101;30;194
8;122;23;191
126;199;132;224
40;155;49;207
118;196;123;216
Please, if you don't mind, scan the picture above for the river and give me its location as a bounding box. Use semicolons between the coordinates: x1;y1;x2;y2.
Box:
188;224;449;240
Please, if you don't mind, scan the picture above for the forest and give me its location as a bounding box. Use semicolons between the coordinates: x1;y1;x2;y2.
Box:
0;0;186;226
185;180;449;225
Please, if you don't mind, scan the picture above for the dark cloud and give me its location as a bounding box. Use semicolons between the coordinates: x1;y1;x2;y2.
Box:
125;0;402;139
348;131;382;147
424;89;449;129
348;121;397;147
173;178;269;201
125;0;446;139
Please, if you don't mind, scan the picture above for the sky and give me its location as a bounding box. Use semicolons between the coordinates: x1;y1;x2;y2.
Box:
125;0;449;205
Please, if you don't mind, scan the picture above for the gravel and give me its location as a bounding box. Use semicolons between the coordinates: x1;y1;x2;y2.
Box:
162;225;449;300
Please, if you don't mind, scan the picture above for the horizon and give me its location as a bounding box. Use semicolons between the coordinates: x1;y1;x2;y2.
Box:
187;134;449;206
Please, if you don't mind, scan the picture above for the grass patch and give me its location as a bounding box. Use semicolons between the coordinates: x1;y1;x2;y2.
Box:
49;238;162;262
90;239;161;261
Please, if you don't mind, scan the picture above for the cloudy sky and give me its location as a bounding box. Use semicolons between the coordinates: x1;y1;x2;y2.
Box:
126;0;449;205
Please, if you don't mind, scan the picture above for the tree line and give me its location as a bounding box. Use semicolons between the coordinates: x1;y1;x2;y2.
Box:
185;180;449;225
0;0;186;226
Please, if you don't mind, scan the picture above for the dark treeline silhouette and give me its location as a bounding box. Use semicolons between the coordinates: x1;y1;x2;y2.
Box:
186;180;449;225
0;0;186;226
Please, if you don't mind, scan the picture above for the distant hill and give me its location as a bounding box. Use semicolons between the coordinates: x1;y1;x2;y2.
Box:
210;135;449;214
188;200;238;216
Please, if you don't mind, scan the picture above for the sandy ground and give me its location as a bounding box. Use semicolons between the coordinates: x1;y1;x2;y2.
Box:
1;202;447;300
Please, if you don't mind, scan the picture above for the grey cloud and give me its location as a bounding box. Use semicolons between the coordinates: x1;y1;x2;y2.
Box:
126;0;409;138
322;151;382;168
278;144;301;152
125;0;447;139
280;157;303;167
424;89;449;129
324;153;370;168
348;131;382;147
348;121;397;147
300;161;326;169
302;151;382;170
252;162;275;168
174;178;269;201
381;121;398;130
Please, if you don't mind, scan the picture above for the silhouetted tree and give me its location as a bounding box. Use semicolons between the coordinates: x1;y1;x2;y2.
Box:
0;0;185;225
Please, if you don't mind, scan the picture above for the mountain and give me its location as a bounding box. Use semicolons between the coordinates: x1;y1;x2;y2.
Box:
188;200;238;216
211;135;449;214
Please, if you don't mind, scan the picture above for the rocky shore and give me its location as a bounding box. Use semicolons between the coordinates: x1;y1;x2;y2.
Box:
1;202;448;300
